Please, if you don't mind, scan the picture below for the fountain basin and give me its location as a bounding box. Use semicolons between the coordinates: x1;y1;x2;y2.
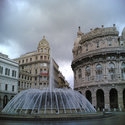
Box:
2;88;96;115
0;112;109;121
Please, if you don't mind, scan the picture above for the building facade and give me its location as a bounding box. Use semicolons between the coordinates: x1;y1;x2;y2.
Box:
0;53;19;110
72;25;125;111
14;36;69;92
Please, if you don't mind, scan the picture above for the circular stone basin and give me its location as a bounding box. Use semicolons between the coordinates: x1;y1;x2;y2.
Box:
2;88;96;115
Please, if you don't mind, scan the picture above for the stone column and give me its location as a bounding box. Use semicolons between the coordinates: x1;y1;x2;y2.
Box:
118;89;123;111
92;89;96;109
104;90;110;111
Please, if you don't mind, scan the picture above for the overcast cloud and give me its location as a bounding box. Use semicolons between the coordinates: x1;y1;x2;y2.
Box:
0;0;125;88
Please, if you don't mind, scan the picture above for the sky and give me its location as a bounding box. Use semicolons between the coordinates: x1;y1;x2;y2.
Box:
0;0;125;88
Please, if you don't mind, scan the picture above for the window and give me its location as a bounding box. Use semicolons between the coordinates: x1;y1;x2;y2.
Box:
12;85;14;91
41;56;43;59
86;44;88;51
12;70;16;77
18;81;20;86
108;41;112;46
96;64;103;81
108;62;115;80
121;62;125;80
5;68;10;76
43;48;47;53
5;84;8;91
85;66;91;81
39;83;42;85
5;68;7;75
41;48;43;52
26;59;28;62
35;77;37;81
0;66;3;74
30;58;32;61
120;41;123;46
97;42;99;48
78;69;82;78
35;69;37;74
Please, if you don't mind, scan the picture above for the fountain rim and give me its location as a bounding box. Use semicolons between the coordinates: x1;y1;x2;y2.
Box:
0;112;113;121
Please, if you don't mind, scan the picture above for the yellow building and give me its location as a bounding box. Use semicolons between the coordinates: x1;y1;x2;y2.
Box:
14;36;69;92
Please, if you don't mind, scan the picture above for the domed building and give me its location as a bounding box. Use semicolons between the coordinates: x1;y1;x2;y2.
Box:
71;24;125;111
14;36;69;92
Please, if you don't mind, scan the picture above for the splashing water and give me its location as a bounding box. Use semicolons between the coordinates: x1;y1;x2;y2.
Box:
2;88;96;114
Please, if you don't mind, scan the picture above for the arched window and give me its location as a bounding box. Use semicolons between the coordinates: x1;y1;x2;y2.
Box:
110;88;118;109
96;64;103;81
3;95;8;108
85;90;92;104
78;69;82;78
108;62;115;80
85;66;91;81
96;89;104;111
121;62;125;80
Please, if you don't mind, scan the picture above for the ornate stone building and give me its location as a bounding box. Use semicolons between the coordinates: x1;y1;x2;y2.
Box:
14;36;69;92
72;25;125;111
0;53;19;110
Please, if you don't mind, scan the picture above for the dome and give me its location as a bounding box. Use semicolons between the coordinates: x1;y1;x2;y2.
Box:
38;36;49;48
2;88;96;114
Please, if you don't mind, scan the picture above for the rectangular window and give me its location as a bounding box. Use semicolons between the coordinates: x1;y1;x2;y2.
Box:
26;59;28;62
5;68;8;75
12;85;14;91
22;60;24;63
86;45;88;51
0;66;3;74
12;70;16;77
5;68;10;76
97;42;99;48
41;56;43;59
5;84;8;91
12;70;14;77
35;69;37;74
108;41;112;46
8;69;10;76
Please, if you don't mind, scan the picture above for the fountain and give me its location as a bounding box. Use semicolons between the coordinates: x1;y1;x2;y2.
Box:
1;58;98;120
2;88;96;115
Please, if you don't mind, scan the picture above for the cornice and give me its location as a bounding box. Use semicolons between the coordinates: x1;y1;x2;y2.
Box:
72;47;125;69
80;27;119;44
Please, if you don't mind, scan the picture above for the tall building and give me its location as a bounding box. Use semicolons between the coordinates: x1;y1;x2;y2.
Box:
14;36;69;92
0;53;19;110
72;25;125;111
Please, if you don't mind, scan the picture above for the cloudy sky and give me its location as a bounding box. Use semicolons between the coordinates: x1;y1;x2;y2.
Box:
0;0;125;88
